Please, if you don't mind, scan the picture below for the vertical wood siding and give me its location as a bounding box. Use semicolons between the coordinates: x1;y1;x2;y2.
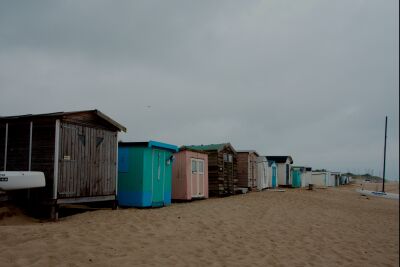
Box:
5;122;30;171
31;122;56;199
236;153;249;188
207;147;237;197
237;152;258;189
0;124;5;171
171;150;209;200
58;123;117;198
171;150;187;200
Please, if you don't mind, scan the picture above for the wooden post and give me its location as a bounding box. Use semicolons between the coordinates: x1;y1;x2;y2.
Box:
53;120;60;199
51;204;59;221
382;116;387;193
28;121;33;201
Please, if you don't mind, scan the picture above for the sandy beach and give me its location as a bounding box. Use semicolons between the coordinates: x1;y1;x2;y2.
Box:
0;183;398;267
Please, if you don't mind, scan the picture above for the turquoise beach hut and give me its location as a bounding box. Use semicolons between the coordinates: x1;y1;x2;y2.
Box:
117;141;178;208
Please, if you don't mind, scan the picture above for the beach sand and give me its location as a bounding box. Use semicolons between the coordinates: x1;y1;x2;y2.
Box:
0;183;398;267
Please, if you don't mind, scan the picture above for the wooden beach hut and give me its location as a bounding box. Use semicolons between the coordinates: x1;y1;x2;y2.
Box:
266;156;293;187
237;150;259;190
118;141;178;208
172;148;209;200
0;110;126;219
182;143;237;197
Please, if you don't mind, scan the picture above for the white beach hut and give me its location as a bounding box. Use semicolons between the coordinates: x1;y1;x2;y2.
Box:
302;167;312;187
311;171;332;187
256;156;269;190
266;156;293;186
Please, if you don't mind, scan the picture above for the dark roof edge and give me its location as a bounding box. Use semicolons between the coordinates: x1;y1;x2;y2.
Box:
0;109;127;132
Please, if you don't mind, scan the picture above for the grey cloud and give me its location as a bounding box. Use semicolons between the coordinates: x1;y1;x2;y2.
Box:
0;0;398;179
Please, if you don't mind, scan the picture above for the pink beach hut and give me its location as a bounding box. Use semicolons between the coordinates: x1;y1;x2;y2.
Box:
172;148;209;200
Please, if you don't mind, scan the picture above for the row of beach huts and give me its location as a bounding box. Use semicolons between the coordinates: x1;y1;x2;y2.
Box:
0;110;351;219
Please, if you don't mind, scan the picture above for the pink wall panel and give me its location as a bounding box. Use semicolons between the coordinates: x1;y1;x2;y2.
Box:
171;150;208;200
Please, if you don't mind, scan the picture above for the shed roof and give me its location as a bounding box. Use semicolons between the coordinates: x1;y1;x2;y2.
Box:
292;166;311;170
237;150;259;156
178;147;208;154
266;156;293;164
119;140;178;152
0;109;127;132
183;143;237;154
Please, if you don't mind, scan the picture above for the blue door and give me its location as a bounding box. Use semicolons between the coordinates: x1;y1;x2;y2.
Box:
272;166;277;188
152;150;166;207
292;170;301;188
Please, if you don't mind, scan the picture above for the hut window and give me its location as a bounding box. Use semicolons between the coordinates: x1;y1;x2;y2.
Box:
192;160;196;173
96;137;104;147
223;153;228;162
198;160;204;174
78;134;86;146
228;154;233;163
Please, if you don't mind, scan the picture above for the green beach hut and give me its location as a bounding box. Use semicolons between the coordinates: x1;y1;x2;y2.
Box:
118;141;178;207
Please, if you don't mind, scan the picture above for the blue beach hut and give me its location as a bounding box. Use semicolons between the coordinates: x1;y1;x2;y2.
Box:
117;141;178;207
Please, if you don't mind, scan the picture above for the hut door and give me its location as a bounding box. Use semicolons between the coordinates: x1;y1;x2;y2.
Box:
286;164;290;185
272;166;277;188
191;158;204;198
58;124;81;198
262;163;268;189
152;150;165;205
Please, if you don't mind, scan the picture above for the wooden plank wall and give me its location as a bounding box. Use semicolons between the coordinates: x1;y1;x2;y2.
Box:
236;153;249;188
0;124;5;171
31;121;56;199
58;122;117;199
5;122;30;171
207;147;237;197
63;112;119;132
0;120;56;200
248;152;258;189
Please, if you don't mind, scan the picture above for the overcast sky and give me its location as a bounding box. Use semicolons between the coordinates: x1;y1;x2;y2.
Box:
0;1;398;179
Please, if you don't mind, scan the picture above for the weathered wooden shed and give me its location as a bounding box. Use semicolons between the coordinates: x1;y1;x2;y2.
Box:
117;141;178;207
237;150;259;190
183;143;237;197
266;156;293;187
0;110;126;218
172;148;208;200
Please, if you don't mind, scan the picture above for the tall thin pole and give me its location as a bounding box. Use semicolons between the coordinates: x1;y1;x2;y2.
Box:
382;116;387;193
